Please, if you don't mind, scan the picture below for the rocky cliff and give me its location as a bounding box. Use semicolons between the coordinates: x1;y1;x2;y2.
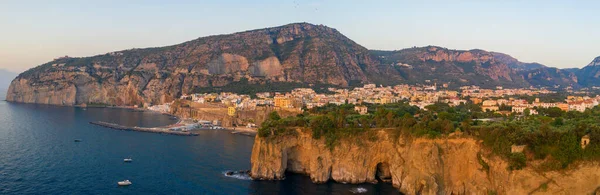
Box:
372;47;530;88
6;23;393;106
7;22;599;106
251;129;600;194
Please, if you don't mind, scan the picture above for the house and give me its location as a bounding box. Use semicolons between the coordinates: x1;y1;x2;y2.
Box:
228;107;236;117
512;106;526;113
557;103;569;111
355;105;368;115
482;105;499;112
471;98;483;104
274;96;292;108
482;100;498;107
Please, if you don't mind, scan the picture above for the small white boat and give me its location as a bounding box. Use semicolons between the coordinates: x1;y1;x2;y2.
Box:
117;180;132;186
124;158;133;162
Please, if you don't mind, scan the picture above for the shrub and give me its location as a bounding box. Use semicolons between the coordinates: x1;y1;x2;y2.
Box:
508;153;526;170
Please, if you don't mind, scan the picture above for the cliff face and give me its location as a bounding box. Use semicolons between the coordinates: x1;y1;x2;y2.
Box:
372;46;530;88
7;22;597;106
251;129;600;194
6;23;390;106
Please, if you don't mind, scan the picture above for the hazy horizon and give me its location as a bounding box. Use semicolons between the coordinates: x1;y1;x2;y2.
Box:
1;0;599;73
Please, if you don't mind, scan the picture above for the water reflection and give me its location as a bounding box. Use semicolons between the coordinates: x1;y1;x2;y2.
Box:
249;172;401;195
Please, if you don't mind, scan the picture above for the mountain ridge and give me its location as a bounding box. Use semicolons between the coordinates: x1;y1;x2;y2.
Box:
5;23;599;106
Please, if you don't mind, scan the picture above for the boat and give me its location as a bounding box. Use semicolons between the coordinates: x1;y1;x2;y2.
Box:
117;180;132;186
74;139;82;142
124;158;133;162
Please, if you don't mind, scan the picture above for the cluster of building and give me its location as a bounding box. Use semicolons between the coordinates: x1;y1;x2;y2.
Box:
145;84;600;116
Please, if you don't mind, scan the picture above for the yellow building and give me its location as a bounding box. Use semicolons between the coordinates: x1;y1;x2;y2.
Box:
380;97;391;104
558;103;569;111
471;98;483;105
228;106;236;116
274;96;292;108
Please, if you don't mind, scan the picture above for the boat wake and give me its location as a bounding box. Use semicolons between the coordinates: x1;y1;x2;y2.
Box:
349;187;368;194
222;170;251;180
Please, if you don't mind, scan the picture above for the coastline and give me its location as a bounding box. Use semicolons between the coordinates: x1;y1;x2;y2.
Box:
4;100;258;136
227;126;258;136
90;121;198;136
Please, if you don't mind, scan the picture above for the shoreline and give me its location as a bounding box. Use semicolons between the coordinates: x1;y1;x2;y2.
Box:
5;101;257;136
90;121;198;136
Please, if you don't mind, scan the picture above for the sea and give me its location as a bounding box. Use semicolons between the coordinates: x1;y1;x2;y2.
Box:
0;102;399;195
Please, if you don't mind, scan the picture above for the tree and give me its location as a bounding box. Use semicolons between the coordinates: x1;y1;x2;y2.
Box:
269;111;281;121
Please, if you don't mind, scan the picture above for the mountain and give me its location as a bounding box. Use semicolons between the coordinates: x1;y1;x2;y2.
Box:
587;56;600;66
5;23;596;106
372;46;529;88
490;52;546;71
576;56;600;86
521;67;578;88
7;23;399;106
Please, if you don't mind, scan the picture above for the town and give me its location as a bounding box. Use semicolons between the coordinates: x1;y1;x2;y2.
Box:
146;83;600;131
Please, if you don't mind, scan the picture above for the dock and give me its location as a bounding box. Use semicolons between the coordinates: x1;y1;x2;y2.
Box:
89;121;199;136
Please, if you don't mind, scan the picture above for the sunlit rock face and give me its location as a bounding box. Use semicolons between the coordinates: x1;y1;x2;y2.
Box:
6;23;388;106
251;129;600;194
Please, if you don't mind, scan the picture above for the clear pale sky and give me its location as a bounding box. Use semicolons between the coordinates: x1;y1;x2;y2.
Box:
1;0;598;73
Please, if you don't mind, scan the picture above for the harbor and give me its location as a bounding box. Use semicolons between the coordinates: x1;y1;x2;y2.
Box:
89;121;199;136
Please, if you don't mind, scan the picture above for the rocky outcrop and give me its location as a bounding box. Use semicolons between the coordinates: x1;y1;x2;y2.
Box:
372;46;530;88
7;22;598;105
6;23;390;106
251;129;600;194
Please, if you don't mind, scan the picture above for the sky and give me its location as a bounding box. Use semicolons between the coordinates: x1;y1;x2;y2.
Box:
1;0;599;73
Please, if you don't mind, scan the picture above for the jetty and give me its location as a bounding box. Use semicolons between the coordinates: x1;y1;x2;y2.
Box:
90;121;198;136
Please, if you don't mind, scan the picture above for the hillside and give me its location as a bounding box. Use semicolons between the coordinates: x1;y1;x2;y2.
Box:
491;52;546;71
372;47;529;88
576;56;600;86
5;23;598;106
7;23;399;106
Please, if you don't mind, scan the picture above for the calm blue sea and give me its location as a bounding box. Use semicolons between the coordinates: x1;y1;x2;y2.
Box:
0;102;399;195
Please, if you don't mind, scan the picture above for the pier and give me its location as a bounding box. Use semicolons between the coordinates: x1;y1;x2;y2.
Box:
89;121;198;136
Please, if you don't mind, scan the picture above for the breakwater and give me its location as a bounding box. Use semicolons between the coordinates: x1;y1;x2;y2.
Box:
89;121;198;136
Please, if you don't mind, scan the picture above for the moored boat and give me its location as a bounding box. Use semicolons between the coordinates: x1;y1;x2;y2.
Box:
117;180;132;186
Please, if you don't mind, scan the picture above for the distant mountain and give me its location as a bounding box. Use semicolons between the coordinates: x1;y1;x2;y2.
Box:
372;46;529;88
576;56;600;86
491;52;547;71
587;56;600;66
562;68;580;74
521;67;578;88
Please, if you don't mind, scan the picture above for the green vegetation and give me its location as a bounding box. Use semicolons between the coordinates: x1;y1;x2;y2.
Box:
258;100;600;170
477;152;490;172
